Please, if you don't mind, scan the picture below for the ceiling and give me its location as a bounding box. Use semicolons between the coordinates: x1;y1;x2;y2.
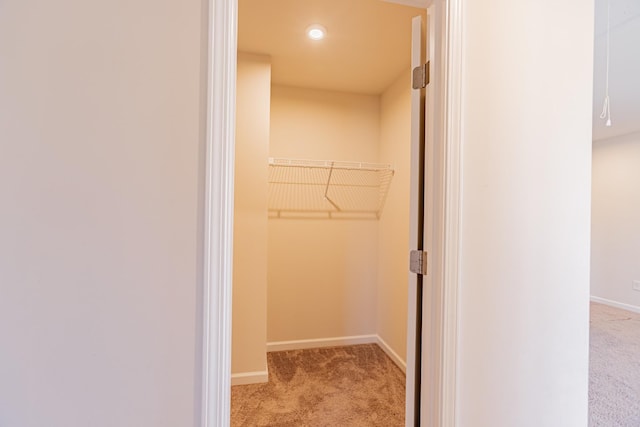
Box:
238;0;425;95
239;0;640;141
593;0;640;140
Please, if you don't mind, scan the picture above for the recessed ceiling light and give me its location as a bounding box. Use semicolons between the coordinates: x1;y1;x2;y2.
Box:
306;24;327;41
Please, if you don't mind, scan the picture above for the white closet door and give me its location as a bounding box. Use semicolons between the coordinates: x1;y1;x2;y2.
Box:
406;8;444;427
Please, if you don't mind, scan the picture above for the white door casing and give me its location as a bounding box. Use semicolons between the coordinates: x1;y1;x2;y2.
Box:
416;4;443;426
202;0;463;426
406;1;463;425
202;0;237;426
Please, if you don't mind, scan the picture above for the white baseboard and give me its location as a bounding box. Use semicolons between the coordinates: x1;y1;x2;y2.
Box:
591;295;640;314
376;335;407;373
266;334;407;373
232;335;407;386
267;334;378;352
231;369;269;386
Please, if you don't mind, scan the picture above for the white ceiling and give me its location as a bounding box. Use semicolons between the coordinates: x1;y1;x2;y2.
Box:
593;0;640;140
238;0;425;95
239;0;639;141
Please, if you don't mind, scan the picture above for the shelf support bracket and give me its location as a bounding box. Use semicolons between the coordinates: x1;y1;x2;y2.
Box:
323;162;341;211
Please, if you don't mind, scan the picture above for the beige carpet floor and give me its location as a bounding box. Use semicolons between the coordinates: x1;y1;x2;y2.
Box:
232;304;638;426
590;302;640;426
231;343;405;426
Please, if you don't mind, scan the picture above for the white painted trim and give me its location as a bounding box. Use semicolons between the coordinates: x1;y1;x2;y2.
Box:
202;0;237;426
410;1;463;425
591;296;640;314
267;335;378;352
377;335;407;373
440;0;463;426
407;4;463;424
231;369;269;386
267;334;407;373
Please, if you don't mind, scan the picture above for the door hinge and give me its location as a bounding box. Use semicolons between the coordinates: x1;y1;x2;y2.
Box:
409;250;428;275
412;61;430;89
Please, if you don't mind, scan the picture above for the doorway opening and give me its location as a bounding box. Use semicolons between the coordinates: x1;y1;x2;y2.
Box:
230;0;425;424
204;0;463;424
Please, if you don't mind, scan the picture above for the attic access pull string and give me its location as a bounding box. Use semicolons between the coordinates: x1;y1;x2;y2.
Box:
600;0;612;127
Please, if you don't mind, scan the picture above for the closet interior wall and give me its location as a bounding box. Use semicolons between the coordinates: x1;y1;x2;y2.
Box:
377;71;412;364
232;53;270;378
233;52;411;378
268;85;381;344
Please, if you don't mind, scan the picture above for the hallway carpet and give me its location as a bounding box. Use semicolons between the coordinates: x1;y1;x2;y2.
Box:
590;302;640;426
231;344;405;426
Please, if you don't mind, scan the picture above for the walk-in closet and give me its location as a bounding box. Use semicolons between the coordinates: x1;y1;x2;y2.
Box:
231;2;426;399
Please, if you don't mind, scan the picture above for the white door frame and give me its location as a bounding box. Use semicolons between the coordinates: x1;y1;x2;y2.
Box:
201;0;237;425
202;0;463;425
418;1;464;425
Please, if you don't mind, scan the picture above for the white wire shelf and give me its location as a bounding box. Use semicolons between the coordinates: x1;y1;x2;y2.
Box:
268;157;395;219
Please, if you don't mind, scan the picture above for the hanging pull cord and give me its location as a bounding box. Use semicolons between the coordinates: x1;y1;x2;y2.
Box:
600;96;611;127
600;0;612;127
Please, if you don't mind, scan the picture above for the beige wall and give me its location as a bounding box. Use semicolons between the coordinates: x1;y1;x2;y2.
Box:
232;53;271;376
0;1;203;426
269;86;381;161
457;1;593;425
377;71;412;364
267;85;380;342
592;132;640;310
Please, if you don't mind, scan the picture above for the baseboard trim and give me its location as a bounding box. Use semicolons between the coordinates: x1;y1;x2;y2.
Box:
266;334;407;373
376;335;407;373
267;335;378;352
231;369;269;386
591;296;640;314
